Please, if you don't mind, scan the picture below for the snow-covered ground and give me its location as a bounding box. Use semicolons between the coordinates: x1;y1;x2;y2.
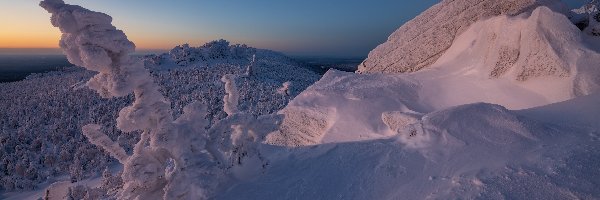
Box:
0;42;319;198
228;94;600;199
259;4;600;199
2;0;600;199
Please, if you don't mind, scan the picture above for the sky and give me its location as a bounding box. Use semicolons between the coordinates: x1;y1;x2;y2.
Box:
0;0;590;57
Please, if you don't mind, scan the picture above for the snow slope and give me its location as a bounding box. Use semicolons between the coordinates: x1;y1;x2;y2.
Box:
228;94;600;199
417;6;600;107
357;0;567;74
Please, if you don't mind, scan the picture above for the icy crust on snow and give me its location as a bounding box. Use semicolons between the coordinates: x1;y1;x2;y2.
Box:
224;100;600;199
357;0;565;74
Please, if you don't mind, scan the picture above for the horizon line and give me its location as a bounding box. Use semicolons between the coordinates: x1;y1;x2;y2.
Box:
0;48;367;58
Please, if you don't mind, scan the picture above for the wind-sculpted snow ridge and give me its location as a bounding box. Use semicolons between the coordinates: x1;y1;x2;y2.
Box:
357;0;566;74
260;5;600;198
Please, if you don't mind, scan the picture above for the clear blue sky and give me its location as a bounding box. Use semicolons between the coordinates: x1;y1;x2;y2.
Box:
72;0;446;57
1;0;439;57
0;0;590;57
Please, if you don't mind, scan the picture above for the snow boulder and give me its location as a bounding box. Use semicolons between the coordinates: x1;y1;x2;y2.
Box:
357;0;566;74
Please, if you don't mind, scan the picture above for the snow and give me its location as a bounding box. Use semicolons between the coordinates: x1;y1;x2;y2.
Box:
3;0;600;199
224;99;600;199
358;0;567;74
257;5;600;198
82;124;128;164
517;93;600;130
221;74;240;116
0;46;318;195
10;0;318;199
417;6;600;106
266;70;423;146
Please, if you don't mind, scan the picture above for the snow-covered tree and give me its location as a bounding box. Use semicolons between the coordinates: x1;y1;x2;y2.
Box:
40;0;284;199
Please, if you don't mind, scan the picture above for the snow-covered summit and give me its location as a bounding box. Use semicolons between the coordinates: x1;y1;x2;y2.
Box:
357;0;566;74
144;39;303;72
144;39;255;69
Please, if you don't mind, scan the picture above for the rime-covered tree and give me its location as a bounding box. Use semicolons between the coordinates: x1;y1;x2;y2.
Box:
40;0;282;199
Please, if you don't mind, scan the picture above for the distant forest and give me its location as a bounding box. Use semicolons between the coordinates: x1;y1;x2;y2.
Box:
0;55;73;83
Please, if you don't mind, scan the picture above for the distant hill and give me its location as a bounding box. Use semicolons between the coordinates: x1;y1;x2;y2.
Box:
0;40;320;192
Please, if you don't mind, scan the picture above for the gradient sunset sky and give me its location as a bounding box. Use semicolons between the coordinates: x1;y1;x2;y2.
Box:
0;0;588;57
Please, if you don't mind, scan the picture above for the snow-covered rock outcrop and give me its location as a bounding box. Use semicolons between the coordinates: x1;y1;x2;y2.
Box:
269;6;600;146
570;0;600;34
357;0;565;74
428;6;600;97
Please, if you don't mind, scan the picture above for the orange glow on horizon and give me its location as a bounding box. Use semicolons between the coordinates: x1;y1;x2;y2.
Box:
0;32;61;49
0;29;197;50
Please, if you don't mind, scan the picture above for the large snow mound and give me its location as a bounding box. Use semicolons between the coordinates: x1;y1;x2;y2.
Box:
357;0;566;74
